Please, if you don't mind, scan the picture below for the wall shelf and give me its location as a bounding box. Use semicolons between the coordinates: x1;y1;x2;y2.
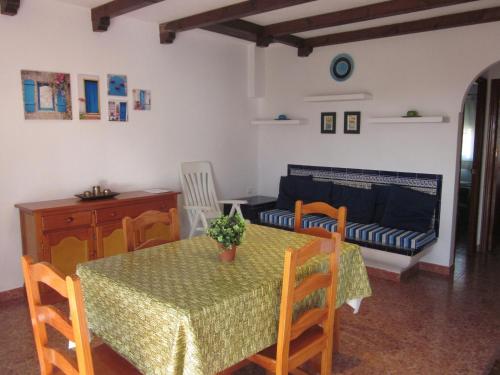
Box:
251;119;303;125
304;93;372;102
369;116;445;124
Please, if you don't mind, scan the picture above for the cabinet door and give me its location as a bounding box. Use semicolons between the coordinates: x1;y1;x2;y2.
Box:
96;222;127;258
43;227;94;276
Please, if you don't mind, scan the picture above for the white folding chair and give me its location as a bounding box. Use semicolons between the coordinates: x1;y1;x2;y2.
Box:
180;161;247;238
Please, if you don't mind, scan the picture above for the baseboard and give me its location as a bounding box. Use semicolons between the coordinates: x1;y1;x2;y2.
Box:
419;261;454;276
400;262;421;281
366;266;402;282
0;287;25;305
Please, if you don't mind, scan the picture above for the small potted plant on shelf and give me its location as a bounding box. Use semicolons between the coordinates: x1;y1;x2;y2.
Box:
207;214;246;262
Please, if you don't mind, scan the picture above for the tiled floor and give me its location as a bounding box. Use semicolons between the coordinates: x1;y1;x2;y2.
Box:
1;247;499;374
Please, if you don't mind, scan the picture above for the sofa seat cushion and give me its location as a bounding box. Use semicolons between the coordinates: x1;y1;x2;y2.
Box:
259;209;436;254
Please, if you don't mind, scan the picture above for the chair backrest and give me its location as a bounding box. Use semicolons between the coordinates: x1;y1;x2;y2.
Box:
180;161;221;224
294;200;347;241
21;255;94;375
276;233;341;374
122;208;180;252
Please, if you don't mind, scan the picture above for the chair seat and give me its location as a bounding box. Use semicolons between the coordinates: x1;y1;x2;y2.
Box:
250;325;326;371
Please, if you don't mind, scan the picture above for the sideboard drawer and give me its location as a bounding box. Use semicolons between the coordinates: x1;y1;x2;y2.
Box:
95;199;174;224
43;211;92;231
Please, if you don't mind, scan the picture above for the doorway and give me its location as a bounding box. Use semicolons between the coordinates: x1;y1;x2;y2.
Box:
481;79;500;253
456;78;487;253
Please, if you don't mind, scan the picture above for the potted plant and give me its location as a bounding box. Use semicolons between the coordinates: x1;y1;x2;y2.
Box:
207;214;246;262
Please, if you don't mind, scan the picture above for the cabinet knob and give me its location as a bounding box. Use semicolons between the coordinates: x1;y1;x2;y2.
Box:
109;212;116;217
65;217;74;223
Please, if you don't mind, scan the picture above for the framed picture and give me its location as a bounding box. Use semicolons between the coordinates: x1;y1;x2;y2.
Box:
21;70;72;120
107;74;127;96
78;74;101;120
344;111;361;134
133;89;151;110
108;100;128;122
321;112;336;134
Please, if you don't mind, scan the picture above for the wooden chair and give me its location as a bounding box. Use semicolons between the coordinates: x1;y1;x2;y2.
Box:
248;233;341;375
294;200;346;358
21;255;140;375
294;200;347;241
122;208;180;252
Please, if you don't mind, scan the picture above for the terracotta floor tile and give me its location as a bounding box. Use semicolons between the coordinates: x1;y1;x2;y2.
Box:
1;248;499;374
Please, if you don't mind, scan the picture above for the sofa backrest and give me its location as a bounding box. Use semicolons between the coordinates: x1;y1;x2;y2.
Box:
287;164;443;236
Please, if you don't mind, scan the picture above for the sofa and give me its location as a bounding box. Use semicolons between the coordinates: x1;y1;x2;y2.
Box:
259;164;443;279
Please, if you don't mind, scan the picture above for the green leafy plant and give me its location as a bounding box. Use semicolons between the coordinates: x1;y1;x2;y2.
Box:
207;214;246;250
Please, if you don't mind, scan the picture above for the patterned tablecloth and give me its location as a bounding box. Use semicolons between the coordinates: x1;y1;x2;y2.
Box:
77;224;372;375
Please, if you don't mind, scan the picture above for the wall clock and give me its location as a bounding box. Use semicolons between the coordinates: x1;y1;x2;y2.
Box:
330;54;354;82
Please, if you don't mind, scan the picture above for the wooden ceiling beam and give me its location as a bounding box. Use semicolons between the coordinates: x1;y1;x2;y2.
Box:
92;0;165;32
159;0;315;43
201;19;312;57
305;6;500;48
0;0;20;16
263;0;480;37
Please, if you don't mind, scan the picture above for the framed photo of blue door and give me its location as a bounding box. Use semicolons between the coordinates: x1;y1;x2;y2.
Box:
78;74;101;120
108;100;128;122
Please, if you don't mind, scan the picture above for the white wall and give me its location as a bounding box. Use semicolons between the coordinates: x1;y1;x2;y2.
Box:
0;0;257;292
255;22;500;267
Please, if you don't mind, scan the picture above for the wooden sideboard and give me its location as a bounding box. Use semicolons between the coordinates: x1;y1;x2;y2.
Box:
16;191;179;276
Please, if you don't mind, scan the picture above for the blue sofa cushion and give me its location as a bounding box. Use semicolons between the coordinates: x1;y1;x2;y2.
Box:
372;184;392;223
381;186;437;233
276;175;331;211
276;175;312;211
296;179;332;204
331;185;376;224
259;209;436;254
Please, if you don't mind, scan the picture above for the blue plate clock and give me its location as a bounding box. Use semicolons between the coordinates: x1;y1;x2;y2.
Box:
330;54;354;82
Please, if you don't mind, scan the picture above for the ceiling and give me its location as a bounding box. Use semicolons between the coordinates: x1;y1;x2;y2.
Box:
57;0;500;38
53;0;500;52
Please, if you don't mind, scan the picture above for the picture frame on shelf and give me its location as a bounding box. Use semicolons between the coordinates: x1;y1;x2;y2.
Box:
321;112;336;134
344;111;361;134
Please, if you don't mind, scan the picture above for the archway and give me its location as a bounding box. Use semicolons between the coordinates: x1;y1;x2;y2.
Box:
454;60;500;261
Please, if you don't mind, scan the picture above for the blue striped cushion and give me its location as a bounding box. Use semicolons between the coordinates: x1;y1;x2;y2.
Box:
259;209;436;252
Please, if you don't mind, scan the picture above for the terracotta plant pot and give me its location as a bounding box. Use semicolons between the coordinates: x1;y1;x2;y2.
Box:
218;245;237;262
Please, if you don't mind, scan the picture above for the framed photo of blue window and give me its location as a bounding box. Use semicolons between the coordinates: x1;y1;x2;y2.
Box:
107;74;127;97
78;74;101;120
21;70;72;120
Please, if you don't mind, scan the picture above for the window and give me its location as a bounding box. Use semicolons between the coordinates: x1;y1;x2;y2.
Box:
38;83;54;111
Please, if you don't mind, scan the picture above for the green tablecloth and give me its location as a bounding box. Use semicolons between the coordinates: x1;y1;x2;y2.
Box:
77;224;371;375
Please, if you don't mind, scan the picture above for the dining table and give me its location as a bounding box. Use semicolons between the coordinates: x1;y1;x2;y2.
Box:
76;224;372;375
